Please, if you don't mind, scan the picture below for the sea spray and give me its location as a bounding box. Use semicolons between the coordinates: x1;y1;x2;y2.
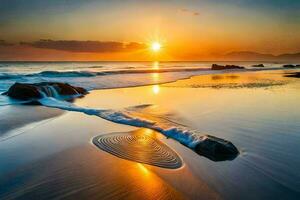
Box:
38;98;200;146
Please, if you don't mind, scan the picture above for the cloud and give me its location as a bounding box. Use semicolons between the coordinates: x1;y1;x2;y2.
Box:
179;8;199;16
20;39;146;53
0;40;14;46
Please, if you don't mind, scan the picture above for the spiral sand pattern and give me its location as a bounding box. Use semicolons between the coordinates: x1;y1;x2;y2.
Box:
93;132;183;169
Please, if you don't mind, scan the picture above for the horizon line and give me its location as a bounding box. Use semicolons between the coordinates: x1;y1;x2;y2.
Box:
0;60;298;63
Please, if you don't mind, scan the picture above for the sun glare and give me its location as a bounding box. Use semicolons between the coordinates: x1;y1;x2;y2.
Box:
151;42;161;52
152;85;160;94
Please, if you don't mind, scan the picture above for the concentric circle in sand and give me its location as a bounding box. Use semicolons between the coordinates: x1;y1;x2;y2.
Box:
93;132;183;169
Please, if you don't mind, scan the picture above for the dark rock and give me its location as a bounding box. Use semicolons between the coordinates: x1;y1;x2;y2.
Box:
284;72;300;78
283;64;298;68
252;64;264;67
52;82;87;96
195;135;239;161
211;64;245;70
2;83;42;100
3;82;88;100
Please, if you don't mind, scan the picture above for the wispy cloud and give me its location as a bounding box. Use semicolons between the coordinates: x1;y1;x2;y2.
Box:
20;39;146;53
179;8;199;16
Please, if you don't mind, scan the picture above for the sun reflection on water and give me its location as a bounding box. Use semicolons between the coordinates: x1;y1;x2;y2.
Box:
152;61;160;69
152;72;160;85
152;85;160;94
143;128;155;137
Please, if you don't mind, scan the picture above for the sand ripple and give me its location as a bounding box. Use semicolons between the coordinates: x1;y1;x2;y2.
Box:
93;132;183;169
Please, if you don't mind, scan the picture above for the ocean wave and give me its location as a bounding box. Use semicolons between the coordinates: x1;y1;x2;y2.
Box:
0;73;24;80
38;97;206;149
0;65;285;81
38;70;97;77
0;67;210;80
0;67;284;107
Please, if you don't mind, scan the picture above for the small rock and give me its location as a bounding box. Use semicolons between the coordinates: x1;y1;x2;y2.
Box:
195;135;239;161
211;64;245;70
283;64;297;68
252;64;264;67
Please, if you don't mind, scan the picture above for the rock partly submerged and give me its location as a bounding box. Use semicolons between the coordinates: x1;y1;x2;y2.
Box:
195;135;239;161
252;64;265;68
211;64;245;70
2;82;88;101
283;64;300;68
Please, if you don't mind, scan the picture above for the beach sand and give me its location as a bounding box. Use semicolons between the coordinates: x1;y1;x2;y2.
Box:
0;105;64;137
0;69;300;199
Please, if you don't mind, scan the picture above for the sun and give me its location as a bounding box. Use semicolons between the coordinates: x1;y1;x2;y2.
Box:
151;42;161;52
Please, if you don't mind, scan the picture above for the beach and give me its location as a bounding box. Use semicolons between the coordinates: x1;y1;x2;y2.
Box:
0;64;300;199
2;0;300;199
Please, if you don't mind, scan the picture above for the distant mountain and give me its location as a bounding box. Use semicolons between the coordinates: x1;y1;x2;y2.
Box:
278;52;300;60
224;51;300;61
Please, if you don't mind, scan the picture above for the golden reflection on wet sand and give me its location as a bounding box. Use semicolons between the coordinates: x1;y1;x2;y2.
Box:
163;70;291;88
0;143;187;199
152;85;160;94
92;129;183;169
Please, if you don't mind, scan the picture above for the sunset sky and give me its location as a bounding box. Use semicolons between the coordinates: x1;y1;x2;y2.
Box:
0;0;300;61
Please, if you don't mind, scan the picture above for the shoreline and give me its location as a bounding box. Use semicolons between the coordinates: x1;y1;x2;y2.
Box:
0;68;299;199
1;68;298;141
85;67;290;91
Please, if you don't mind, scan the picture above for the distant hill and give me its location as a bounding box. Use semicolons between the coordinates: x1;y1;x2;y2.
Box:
278;52;300;60
224;51;300;61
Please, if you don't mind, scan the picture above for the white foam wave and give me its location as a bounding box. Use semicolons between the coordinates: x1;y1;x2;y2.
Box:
38;97;203;149
0;66;282;107
0;67;210;80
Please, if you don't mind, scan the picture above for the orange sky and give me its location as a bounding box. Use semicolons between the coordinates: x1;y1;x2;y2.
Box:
1;0;300;61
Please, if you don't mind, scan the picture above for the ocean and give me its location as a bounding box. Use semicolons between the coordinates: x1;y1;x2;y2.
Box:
0;61;286;106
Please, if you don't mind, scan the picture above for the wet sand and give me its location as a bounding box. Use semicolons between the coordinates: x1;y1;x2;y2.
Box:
0;69;300;199
0;105;64;137
0;113;220;200
93;130;183;169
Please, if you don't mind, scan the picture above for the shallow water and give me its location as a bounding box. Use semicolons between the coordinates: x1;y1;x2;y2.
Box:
74;70;300;199
0;61;290;106
0;70;300;199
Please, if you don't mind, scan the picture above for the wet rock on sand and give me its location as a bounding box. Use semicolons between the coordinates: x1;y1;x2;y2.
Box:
194;135;239;161
3;82;88;100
